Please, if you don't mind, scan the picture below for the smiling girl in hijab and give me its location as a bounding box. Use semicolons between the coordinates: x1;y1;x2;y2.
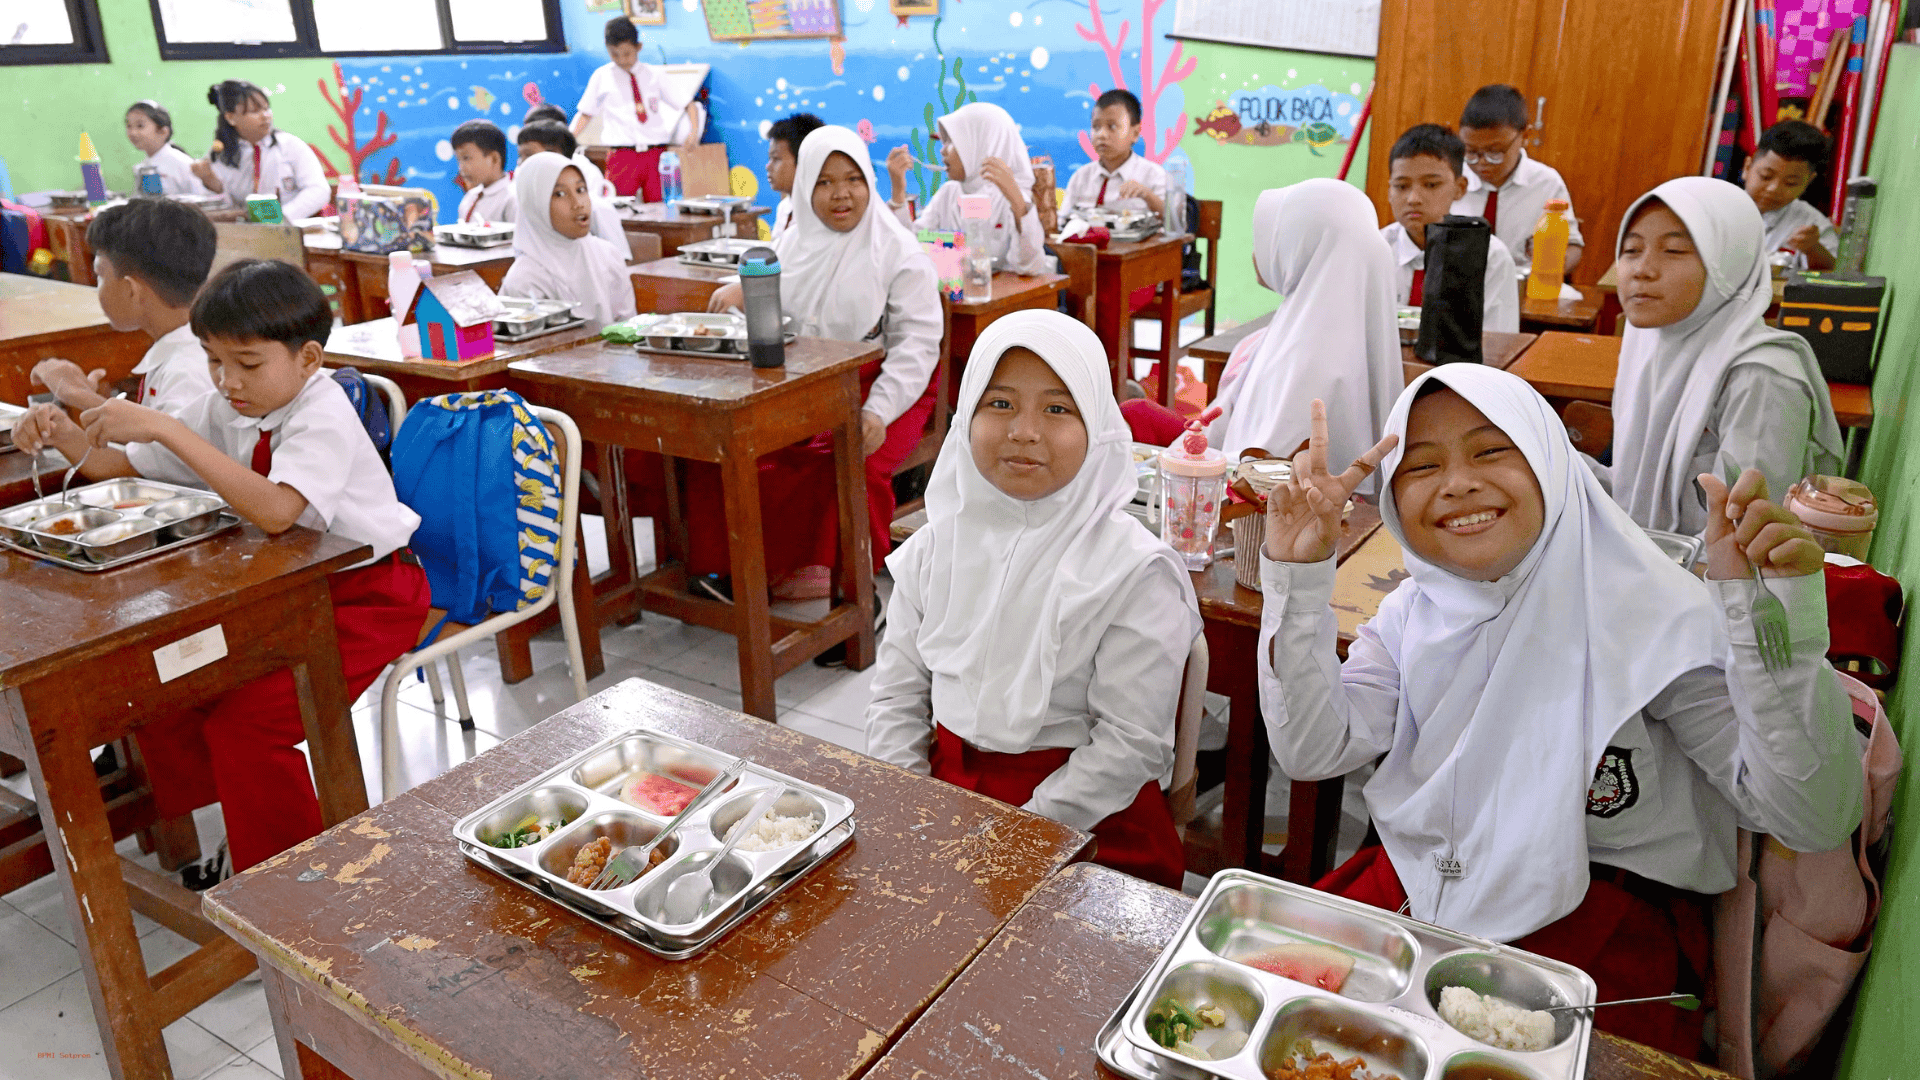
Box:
500;152;636;330
1253;366;1861;1056
882;101;1051;275
867;310;1201;887
1606;177;1844;535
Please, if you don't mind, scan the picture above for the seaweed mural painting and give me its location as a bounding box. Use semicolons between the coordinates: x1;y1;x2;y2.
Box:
1076;0;1196;164
313;62;402;185
904;17;975;205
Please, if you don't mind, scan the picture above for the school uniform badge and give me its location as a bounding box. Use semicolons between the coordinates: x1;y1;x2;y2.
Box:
1586;747;1639;818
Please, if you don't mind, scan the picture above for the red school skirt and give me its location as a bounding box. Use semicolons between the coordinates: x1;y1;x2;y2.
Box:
136;554;431;872
1318;845;1713;1059
931;725;1187;890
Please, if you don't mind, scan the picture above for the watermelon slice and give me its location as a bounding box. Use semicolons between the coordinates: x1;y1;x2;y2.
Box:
621;773;700;815
1236;942;1356;993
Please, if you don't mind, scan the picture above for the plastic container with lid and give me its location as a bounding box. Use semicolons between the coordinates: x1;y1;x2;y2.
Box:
1158;417;1227;570
1785;474;1877;560
1526;198;1571;301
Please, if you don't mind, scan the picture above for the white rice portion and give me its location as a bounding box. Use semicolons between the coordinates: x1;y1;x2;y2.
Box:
729;810;822;852
1438;985;1557;1052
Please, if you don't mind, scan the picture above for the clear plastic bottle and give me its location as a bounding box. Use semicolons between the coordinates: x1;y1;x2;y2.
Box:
1159;421;1227;570
1526;198;1571;301
1162;159;1189;235
1837;178;1876;273
958;193;993;301
658;150;682;205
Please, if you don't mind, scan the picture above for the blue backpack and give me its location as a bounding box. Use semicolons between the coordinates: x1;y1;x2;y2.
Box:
391;390;563;629
330;367;393;463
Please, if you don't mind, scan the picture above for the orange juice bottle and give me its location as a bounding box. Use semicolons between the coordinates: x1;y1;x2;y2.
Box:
1527;198;1571;300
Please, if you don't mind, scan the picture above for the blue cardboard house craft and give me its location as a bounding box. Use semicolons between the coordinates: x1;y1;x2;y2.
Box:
400;269;504;362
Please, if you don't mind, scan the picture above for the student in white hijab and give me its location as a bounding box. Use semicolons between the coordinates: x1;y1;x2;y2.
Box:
868;309;1201;888
882;101;1051;275
1606;177;1845;536
1255;366;1860;1054
1206;180;1402;483
501;152;636;330
698;125;943;603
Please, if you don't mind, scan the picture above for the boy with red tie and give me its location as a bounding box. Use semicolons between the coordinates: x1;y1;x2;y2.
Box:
571;17;706;200
1449;85;1583;275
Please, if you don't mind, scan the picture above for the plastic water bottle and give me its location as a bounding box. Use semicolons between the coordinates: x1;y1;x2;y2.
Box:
959;193;993;300
1526;199;1571;301
739;246;785;368
389;251;423;357
1163;160;1189;234
658;150;682;205
1837;178;1876;273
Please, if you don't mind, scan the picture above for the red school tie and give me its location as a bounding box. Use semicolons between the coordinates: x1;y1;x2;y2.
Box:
252;143;262;189
628;70;649;125
250;428;273;476
1409;267;1426;306
1095;175;1110;207
1482;188;1499;232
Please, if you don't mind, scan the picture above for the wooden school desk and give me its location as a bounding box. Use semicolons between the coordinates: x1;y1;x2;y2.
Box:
0;274;150;406
301;231;365;325
510;337;880;721
1080;234;1189;401
202;678;1092;1080
41;207;97;285
2;527;373;1080
1520;281;1608;333
342;244;516;321
1188;310;1538;398
867;862;1739;1080
618;202;768;257
629;255;736;312
1509;331;1874;429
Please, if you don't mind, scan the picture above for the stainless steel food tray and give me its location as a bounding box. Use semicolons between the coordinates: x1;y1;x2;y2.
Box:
1073;208;1164;243
1644;529;1704;572
677;237;767;267
434;222;515;248
0;480;237;571
492;297;585;342
618;313;798;359
671;195;754;215
1106;870;1595;1080
452;726;856;959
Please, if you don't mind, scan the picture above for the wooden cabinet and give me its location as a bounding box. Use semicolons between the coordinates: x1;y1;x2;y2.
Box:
1367;0;1732;283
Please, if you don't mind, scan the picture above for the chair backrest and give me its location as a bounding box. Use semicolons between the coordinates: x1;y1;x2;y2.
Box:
1054;242;1099;330
1562;400;1613;457
1195;199;1223;287
210;221;305;278
361;372;407;430
626;228;663;265
1168;633;1211;830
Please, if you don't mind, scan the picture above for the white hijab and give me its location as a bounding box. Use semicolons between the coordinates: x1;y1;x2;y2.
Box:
1207;180;1402;485
773;126;929;342
1612;177;1844;533
1366;365;1725;941
502;152;635;329
938;101;1036;197
886;310;1200;752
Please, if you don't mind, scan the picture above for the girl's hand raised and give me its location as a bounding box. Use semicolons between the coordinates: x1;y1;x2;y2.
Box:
1262;399;1397;564
1698;467;1825;580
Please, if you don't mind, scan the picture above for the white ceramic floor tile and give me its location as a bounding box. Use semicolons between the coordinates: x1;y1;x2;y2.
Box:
2;871;161;950
792;665;875;730
0;967;245;1080
197;1055;279;1080
626;667;745;711
597;614;728;668
651;633;853;709
244;1034;284;1078
0;906;81;1012
185;978;272;1063
776;710;866;754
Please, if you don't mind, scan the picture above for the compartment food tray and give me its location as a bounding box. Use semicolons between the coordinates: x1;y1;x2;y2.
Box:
677;238;768;267
452;726;856;959
0;480;239;571
613;313;798;359
434;222;515;248
671;195;754;216
493;297;585;341
1107;870;1595;1080
1073;208;1163;242
1643;529;1703;572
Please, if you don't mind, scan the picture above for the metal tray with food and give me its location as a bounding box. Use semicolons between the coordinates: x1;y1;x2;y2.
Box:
452;726;857;959
0;480;238;570
434;222;516;248
492;297;585;341
676;237;768;268
610;313;797;359
1105;870;1595;1080
1072;208;1164;242
670;195;755;216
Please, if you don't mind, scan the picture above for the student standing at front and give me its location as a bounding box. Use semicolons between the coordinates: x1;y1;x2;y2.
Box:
572;17;705;200
13;261;429;879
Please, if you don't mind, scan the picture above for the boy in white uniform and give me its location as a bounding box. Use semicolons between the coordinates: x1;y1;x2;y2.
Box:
766;112;825;241
1382;124;1521;334
1744;121;1838;272
27;200;217;417
452;120;516;225
1060;89;1168;218
1449;84;1583;275
572;17;706;200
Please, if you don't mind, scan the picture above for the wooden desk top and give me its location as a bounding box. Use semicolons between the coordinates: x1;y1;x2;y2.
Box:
1189;310;1273;363
617;202;768;227
629;255;737;284
1095;232;1192;262
867;862;1735;1080
510;337;881;410
1521;282;1607;328
202;678;1091;1080
323;317;600;384
0;274;114;346
0;450;64;509
339;243;514;271
948;272;1068;318
1191;312;1536;373
1194;502;1384;630
0;527;367;690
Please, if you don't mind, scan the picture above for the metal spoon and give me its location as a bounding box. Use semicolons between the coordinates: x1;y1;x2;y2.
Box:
30;448;45;503
660;785;781;924
61;392;125;505
1544;993;1700;1014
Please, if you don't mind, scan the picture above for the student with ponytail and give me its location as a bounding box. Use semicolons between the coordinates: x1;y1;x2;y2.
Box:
124;100;210;197
189;80;331;220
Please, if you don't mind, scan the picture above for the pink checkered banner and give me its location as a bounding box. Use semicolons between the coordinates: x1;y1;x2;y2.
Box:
1774;0;1874;97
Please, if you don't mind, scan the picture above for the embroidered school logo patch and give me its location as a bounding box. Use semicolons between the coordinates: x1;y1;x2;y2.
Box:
1587;747;1640;818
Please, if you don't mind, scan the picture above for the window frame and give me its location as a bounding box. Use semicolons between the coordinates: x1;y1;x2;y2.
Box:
147;0;566;61
0;0;111;66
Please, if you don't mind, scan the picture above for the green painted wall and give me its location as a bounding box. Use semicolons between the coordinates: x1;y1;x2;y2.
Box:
1181;42;1375;325
1838;42;1920;1080
5;0;335;196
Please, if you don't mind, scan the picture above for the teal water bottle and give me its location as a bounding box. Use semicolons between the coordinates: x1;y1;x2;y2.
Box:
739;246;784;369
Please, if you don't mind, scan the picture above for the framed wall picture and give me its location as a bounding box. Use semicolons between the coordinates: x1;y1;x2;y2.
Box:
625;0;667;26
890;0;937;15
700;0;840;41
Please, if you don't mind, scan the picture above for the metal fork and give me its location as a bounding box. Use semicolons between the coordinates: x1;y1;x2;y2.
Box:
1724;464;1793;672
60;445;93;506
588;760;747;891
30;448;45;503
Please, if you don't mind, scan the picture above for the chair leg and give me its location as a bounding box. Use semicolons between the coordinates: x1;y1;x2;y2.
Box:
424;662;446;707
379;661;412;801
558;548;591;704
445;655;474;730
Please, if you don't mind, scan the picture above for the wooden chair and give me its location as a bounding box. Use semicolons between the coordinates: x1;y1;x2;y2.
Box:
1129;199;1223;367
1054;242;1099;331
1562;400;1613;458
626;229;663;266
209;221;306;278
1167;634;1212;837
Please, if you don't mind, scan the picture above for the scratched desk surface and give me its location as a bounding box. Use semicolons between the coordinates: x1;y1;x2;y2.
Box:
202;678;1092;1080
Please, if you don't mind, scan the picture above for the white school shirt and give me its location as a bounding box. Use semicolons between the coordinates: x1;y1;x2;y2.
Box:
1256;556;1861;900
1760;200;1838;270
456;175;516;225
127;372;420;567
576;61;694;148
138;144;210;197
1381;222;1521;334
567;152;629;249
132;324;215;417
894;181;1052;275
208;131;332;221
1450;150;1584;274
770;196;794;242
1061;153;1168;215
866;554;1192;831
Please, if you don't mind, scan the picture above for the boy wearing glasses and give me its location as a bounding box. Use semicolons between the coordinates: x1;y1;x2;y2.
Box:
1450;84;1583;275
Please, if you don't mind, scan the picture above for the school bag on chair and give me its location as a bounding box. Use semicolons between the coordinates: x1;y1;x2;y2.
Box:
390;390;563;637
329;366;394;464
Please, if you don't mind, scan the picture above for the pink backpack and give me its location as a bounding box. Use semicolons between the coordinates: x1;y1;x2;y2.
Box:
1713;670;1901;1078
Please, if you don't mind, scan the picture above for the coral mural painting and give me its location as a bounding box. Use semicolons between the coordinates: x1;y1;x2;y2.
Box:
1076;0;1196;164
315;62;401;185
